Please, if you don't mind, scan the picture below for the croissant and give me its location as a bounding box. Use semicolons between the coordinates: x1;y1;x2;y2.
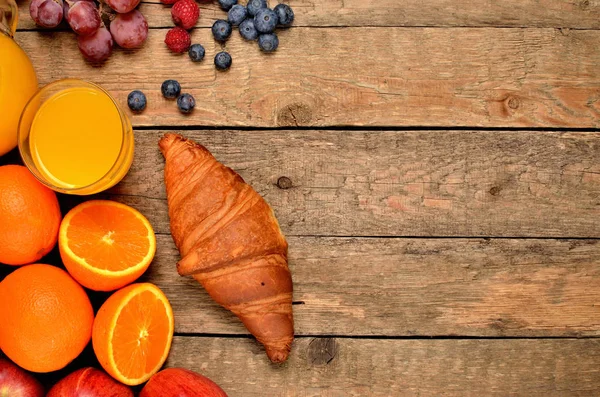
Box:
159;133;294;363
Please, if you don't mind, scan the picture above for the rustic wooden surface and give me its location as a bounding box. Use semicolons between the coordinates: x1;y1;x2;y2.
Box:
166;337;600;396
4;0;600;395
112;129;600;237
14;28;600;128
149;235;600;337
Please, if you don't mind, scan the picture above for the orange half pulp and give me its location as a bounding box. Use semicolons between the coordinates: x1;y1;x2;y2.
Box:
59;200;156;291
93;283;174;386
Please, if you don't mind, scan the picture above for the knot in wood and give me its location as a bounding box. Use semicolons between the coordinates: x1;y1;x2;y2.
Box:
277;176;293;189
277;103;313;127
489;186;502;196
507;97;520;110
580;0;590;10
307;338;337;366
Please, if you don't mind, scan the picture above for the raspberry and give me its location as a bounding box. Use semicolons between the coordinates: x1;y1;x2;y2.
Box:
165;26;191;53
171;0;199;30
160;0;178;5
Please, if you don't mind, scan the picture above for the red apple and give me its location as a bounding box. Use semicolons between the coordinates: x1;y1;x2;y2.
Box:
0;358;44;397
140;368;228;397
47;367;133;397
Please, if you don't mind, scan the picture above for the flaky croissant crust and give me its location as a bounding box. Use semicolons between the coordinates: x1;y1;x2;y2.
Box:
159;133;294;363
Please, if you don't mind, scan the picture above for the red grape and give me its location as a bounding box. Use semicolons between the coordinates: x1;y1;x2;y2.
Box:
78;26;113;63
63;0;92;16
109;10;148;49
66;0;101;36
30;0;63;28
104;0;140;14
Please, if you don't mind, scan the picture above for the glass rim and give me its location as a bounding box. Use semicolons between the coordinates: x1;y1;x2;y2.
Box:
17;78;130;194
0;0;18;38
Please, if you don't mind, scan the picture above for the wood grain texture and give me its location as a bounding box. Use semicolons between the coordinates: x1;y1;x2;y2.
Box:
147;234;600;336
167;336;600;396
15;27;600;128
17;0;600;30
110;129;600;238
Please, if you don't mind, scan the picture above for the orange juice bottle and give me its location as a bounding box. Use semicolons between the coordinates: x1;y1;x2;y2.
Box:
18;80;134;195
0;0;39;156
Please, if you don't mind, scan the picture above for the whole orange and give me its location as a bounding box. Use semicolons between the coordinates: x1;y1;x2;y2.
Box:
0;165;61;265
0;264;94;373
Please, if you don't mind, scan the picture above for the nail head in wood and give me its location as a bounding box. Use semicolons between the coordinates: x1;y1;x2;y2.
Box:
277;176;293;190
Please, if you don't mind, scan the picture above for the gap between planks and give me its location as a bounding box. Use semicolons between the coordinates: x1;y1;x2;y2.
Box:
172;333;600;340
155;232;600;240
133;125;600;132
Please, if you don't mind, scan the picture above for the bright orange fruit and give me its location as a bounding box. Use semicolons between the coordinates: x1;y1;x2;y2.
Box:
0;165;61;265
59;200;156;291
0;264;94;373
92;283;174;386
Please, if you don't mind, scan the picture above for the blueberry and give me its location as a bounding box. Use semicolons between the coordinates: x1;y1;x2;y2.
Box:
177;93;195;114
214;51;232;70
217;0;237;11
239;18;258;41
246;0;266;16
212;19;232;42
228;4;247;26
161;80;181;99
188;44;205;62
258;33;278;52
274;3;294;26
127;90;146;112
254;8;278;33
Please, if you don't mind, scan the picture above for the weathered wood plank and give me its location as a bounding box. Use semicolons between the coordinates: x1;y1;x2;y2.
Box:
167;336;600;396
15;28;600;128
111;129;600;238
147;235;600;336
17;0;600;30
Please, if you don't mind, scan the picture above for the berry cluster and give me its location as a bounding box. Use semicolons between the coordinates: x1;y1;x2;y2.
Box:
217;0;294;53
30;0;149;63
127;80;196;114
164;0;294;71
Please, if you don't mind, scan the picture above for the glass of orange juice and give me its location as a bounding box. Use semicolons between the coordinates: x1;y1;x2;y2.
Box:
18;79;134;195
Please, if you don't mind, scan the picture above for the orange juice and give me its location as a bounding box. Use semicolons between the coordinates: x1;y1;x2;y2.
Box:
19;80;134;195
0;30;39;156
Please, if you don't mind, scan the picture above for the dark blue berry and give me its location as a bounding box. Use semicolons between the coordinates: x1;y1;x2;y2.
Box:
188;44;205;62
177;93;195;114
254;8;278;33
258;33;278;52
161;80;181;99
214;51;232;70
212;19;232;42
239;18;258;40
274;3;294;26
127;90;146;112
246;0;266;16
217;0;237;11
228;4;247;26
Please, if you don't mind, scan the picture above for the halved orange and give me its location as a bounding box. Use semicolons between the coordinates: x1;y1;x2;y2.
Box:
59;200;156;291
93;283;174;386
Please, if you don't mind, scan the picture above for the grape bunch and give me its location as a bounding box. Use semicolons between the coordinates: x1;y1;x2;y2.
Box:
30;0;149;63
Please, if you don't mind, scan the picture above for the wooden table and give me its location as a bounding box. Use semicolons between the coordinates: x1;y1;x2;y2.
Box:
7;0;600;395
